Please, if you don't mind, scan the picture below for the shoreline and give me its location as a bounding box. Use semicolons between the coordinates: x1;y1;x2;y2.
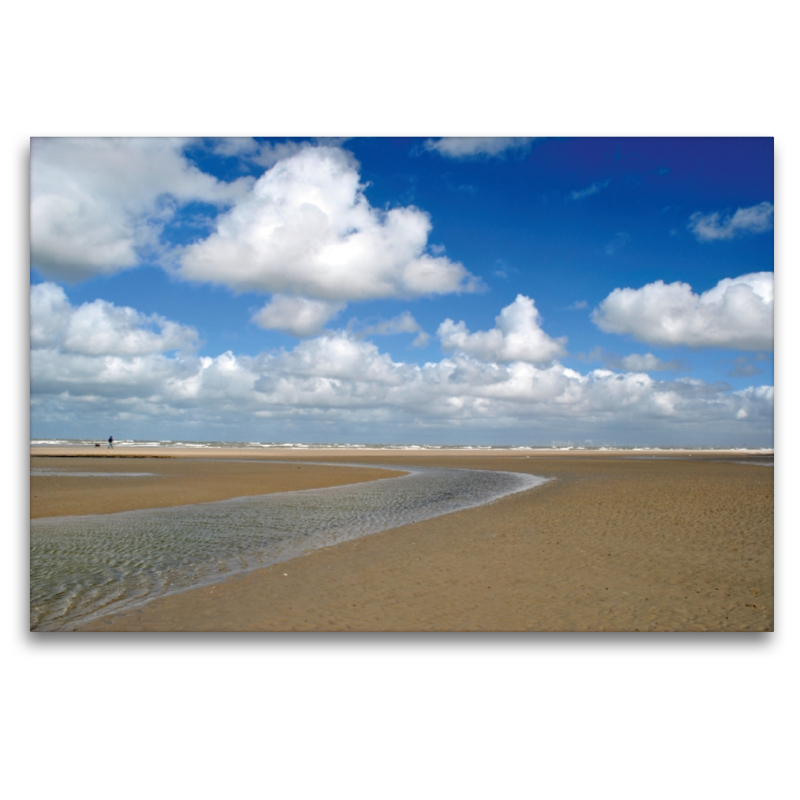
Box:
30;444;775;458
28;448;772;632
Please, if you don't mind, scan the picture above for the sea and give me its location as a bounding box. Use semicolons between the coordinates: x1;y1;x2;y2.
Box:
30;438;775;453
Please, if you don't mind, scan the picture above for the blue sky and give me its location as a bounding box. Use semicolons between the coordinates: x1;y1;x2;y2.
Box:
30;137;774;446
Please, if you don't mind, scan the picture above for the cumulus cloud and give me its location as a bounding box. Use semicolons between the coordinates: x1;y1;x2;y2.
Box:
30;289;773;444
178;146;480;302
424;138;534;158
592;272;773;350
438;295;567;364
31;283;198;356
569;180;610;201
252;295;345;337
688;201;774;241
31;138;251;280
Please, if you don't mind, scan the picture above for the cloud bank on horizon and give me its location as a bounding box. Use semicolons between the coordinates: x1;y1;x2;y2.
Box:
30;137;774;446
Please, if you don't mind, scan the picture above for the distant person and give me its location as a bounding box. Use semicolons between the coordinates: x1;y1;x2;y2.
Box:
108;436;113;449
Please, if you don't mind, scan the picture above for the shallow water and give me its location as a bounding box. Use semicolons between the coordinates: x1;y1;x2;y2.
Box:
31;469;157;478
30;465;546;631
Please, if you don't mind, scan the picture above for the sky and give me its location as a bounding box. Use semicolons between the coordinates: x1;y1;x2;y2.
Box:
30;136;774;447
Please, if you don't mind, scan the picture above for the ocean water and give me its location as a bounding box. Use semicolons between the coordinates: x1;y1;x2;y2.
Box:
30;438;775;453
31;465;547;631
30;438;540;452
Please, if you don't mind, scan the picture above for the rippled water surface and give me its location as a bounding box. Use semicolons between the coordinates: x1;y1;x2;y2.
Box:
31;465;546;631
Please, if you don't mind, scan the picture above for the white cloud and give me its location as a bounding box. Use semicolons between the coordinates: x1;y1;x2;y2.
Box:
569;179;610;201
178;146;480;302
30;289;773;445
438;294;567;364
688;201;774;241
211;138;307;168
592;272;773;350
31;283;198;356
614;353;681;372
361;312;430;347
424;138;534;158
31;138;251;280
252;295;345;337
268;334;405;387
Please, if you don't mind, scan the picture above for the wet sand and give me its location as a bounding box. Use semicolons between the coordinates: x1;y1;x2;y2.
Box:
31;448;774;632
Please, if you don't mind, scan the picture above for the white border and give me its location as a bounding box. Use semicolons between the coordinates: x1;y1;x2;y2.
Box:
6;4;795;797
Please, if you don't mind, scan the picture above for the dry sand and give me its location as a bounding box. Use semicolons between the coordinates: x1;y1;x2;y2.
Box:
31;453;402;518
30;447;774;632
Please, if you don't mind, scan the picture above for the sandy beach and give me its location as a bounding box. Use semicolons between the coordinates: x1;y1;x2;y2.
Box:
30;447;774;632
31;453;402;518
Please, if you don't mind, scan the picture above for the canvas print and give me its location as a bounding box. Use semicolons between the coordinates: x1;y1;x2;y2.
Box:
30;137;774;631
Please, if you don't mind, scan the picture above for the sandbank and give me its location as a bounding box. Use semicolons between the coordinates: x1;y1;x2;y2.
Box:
30;448;773;631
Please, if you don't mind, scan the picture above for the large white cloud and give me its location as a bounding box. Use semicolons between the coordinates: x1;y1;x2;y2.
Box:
31;286;772;444
592;273;773;350
31;138;251;280
178;146;479;302
438;295;567;363
424;138;534;158
688;201;774;241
